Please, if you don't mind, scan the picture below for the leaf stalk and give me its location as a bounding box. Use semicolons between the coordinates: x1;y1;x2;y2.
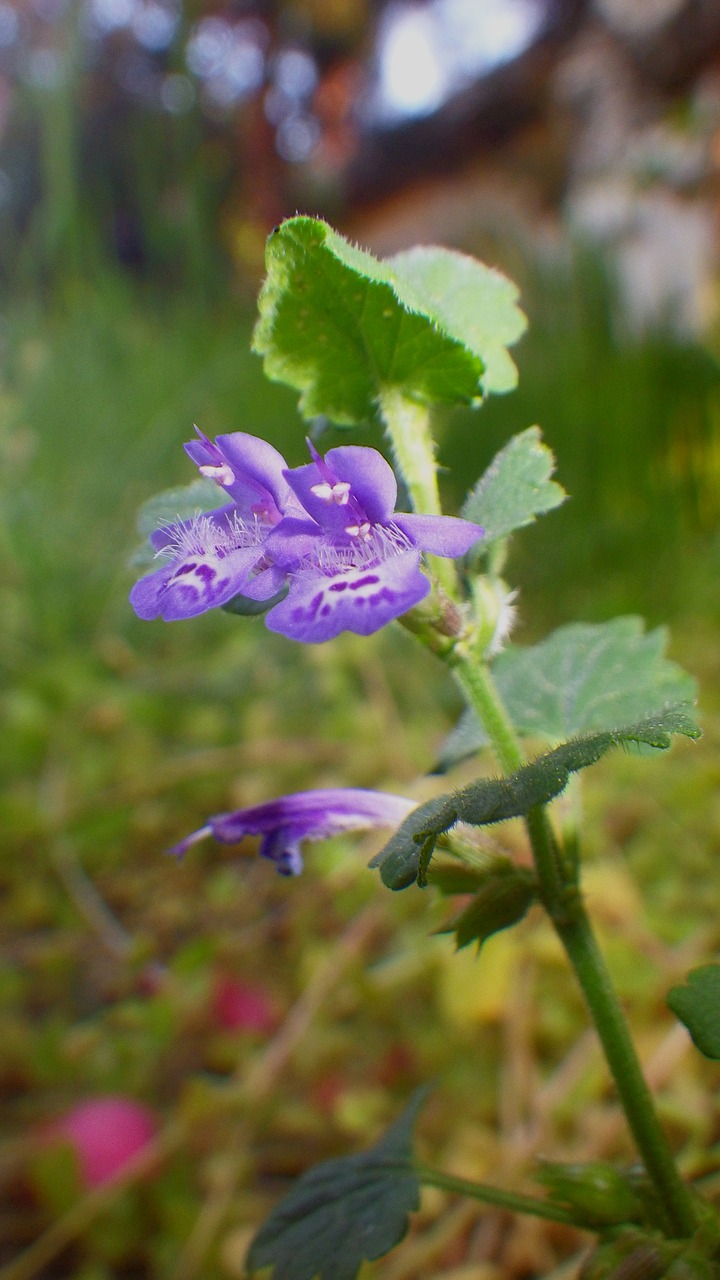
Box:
377;386;455;595
415;1163;585;1227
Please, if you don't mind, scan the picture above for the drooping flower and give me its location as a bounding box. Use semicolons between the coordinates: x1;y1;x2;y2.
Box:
262;443;483;643
170;787;416;876
130;430;293;621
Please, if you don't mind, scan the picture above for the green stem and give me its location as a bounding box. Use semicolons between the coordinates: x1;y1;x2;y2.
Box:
377;387;441;515
415;1164;583;1227
450;650;524;774
377;386;454;595
557;912;698;1238
447;650;698;1239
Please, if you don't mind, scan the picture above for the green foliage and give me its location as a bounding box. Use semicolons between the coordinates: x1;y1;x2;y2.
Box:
438;618;697;769
247;1090;426;1280
667;965;720;1060
461;427;566;546
373;707;700;889
439;862;537;950
252;216;525;425
387;245;527;394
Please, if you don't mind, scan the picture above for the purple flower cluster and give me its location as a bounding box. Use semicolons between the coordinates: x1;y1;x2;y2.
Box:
131;430;483;643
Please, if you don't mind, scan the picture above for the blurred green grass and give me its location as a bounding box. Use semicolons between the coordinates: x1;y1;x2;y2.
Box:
2;262;720;1278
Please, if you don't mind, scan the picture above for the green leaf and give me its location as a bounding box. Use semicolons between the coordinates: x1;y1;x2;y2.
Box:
132;478;223;567
252;217;525;425
667;965;720;1060
461;427;566;545
247;1091;426;1280
437;618;697;769
373;706;699;889
441;864;537;950
388;245;526;395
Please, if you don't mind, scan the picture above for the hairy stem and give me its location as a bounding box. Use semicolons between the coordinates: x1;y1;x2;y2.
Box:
377;386;454;594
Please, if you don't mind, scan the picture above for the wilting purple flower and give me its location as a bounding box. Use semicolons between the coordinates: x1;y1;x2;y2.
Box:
170;787;416;876
262;443;483;643
130;430;293;621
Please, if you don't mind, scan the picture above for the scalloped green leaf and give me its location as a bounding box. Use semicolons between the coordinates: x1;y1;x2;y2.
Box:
437;618;697;770
388;245;526;395
373;706;699;889
461;427;566;545
667;965;720;1060
252;217;525;425
247;1090;426;1280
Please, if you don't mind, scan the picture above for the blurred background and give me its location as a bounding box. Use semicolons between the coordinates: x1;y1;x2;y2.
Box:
2;1;720;1277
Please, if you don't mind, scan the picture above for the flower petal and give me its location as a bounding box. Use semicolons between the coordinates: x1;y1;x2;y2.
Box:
185;430;292;521
215;432;293;516
322;446;398;524
130;545;263;621
237;564;288;601
259;828;305;875
211;787;412;838
264;517;325;569
264;549;429;643
393;512;484;557
285;445;397;531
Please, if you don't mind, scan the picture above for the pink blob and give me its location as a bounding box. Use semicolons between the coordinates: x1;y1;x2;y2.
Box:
212;975;278;1034
51;1096;156;1188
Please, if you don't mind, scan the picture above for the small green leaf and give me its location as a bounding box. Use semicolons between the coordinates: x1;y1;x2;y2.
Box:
438;618;697;769
247;1090;426;1280
667;965;720;1060
461;427;566;545
252;217;525;425
441;864;537;950
373;707;699;889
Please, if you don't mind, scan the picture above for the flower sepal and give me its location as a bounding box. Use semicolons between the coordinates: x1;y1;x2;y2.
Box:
221;583;289;616
396;587;468;658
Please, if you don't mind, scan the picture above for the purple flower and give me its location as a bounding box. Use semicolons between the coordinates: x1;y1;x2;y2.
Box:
170;787;416;876
130;431;293;621
131;433;483;637
262;443;483;643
